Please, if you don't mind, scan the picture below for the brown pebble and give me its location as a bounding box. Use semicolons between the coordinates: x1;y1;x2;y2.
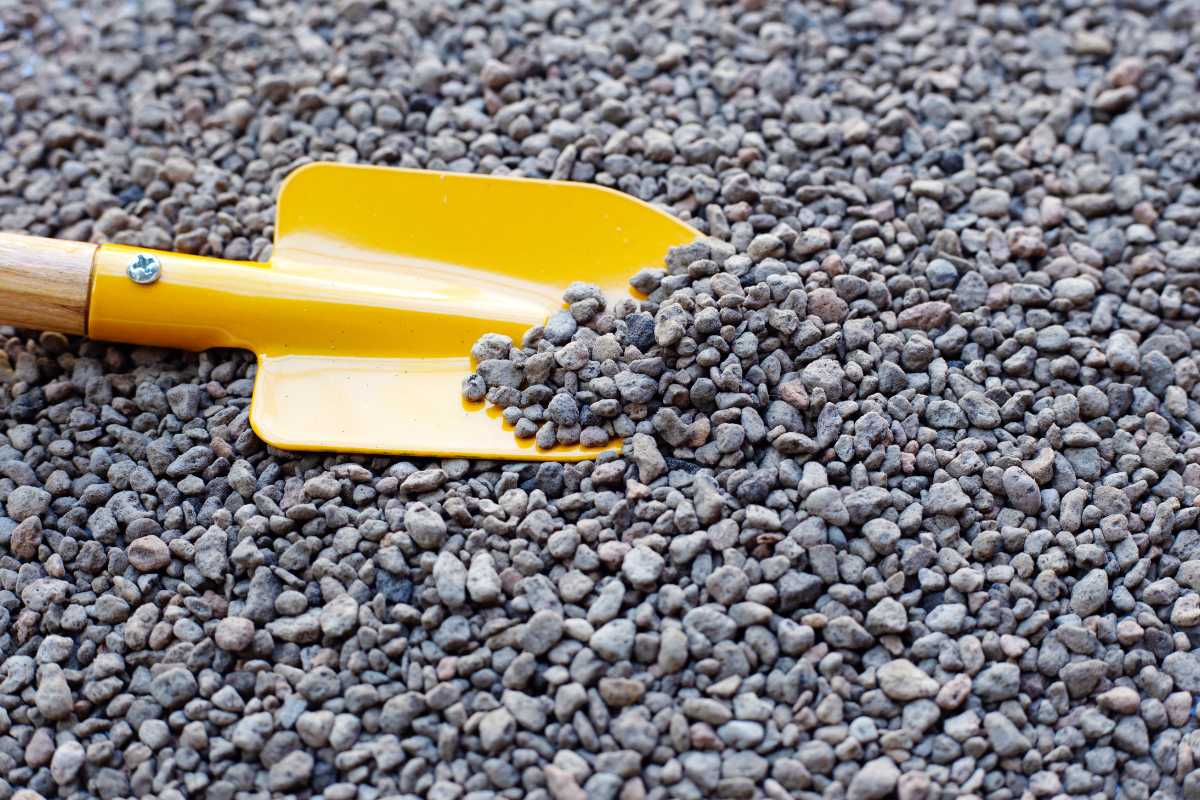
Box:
897;301;953;331
807;288;849;323
127;535;171;572
1107;57;1145;87
598;677;645;707
10;516;42;560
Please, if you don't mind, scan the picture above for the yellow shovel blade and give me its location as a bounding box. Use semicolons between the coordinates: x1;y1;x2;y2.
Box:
255;165;699;459
88;165;699;459
250;354;609;461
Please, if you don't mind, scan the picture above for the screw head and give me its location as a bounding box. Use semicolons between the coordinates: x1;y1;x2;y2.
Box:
127;253;162;284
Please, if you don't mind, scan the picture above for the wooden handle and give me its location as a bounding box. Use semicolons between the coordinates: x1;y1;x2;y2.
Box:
0;233;97;334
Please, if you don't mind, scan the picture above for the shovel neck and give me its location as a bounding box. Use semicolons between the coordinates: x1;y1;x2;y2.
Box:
89;245;276;355
86;244;542;360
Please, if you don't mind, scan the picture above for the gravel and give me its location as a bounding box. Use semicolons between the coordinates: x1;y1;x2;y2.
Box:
0;0;1199;799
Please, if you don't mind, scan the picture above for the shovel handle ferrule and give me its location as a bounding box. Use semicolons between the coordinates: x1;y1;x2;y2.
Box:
0;233;97;334
88;244;268;353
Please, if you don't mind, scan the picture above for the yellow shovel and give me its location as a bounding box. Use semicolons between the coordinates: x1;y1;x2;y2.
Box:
0;164;699;461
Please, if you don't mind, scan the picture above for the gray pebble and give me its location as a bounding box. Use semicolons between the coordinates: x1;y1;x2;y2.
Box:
877;659;938;700
320;593;360;637
269;751;314;792
591;619;636;662
5;485;50;521
35;664;73;721
973;663;1021;702
1071;569;1110;617
150;667;197;709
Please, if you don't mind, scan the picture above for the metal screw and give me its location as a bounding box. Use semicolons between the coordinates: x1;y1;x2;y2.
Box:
127;253;162;284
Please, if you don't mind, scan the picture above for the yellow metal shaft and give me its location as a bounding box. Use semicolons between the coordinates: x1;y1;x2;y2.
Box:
89;245;541;358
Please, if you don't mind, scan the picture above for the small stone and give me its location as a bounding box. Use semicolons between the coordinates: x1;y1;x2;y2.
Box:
898;301;953;330
925;399;967;429
926;479;970;516
1165;247;1200;272
1097;686;1140;715
214;616;255;651
6;485;50;521
897;772;932;800
166;445;214;478
298;667;341;703
35;664;73;721
543;311;578;345
194;527;229;580
25;728;54;767
970;187;1011;217
805;486;849;526
1172;594;1200;627
591;619;636;662
165;383;202;420
793;228;832;256
1112;716;1149;755
10;516;42;559
960;392;1001;428
545;766;587;800
973;663;1020;702
1163;651;1200;692
936;674;972;710
747;233;784;260
405;502;447;549
984;712;1030;756
1054;277;1096;305
824;617;873;649
718;720;764;748
847;757;900;800
1106;333;1139;372
401;468;448;493
630;433;666;483
433;551;467;609
802;358;846;401
925;258;958;288
599;677;645;707
139;718;171;749
269;751;314;792
622;547;664;590
877;659;939;700
297;710;334;747
956;271;988;309
151;667;197;709
467;553;502;604
50;741;85;785
706;565;749;605
479;707;516;753
1071;569;1109;617
866;598;907;634
1002;466;1041;515
503;689;546;730
523;609;564;655
477;358;523;388
480;59;515;90
807;288;848;323
320;593;360;637
127;535;170;572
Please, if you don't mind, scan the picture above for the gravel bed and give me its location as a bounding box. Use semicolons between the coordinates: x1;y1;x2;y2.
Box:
2;2;1200;800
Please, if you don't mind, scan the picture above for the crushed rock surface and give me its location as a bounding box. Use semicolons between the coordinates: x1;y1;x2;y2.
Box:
1;1;1200;800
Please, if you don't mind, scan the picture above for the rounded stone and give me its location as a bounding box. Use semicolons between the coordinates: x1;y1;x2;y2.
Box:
127;535;171;572
214;616;256;651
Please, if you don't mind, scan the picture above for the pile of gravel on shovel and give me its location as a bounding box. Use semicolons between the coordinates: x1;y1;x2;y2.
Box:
2;1;1200;800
